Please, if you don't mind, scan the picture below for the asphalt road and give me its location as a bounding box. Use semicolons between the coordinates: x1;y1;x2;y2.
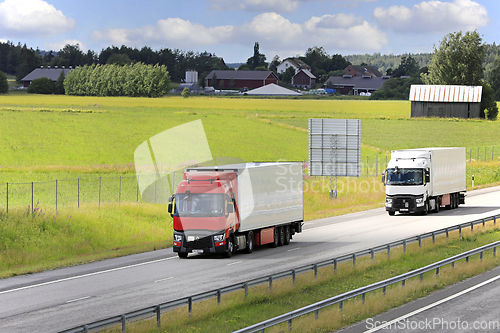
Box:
1;186;500;333
340;262;500;333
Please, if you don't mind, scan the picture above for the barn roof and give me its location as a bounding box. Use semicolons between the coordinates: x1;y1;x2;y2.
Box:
21;67;72;82
324;75;388;90
294;69;316;79
206;70;278;81
409;85;482;103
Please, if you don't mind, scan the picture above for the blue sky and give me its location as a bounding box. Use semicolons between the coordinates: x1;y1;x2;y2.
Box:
0;0;498;63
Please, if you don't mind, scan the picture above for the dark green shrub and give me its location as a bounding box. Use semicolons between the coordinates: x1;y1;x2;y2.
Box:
27;77;55;94
0;71;8;94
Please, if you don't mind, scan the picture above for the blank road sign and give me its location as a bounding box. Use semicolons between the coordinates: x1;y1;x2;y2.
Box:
308;119;361;177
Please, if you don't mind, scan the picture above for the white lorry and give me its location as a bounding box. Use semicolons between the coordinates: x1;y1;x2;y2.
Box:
169;162;304;258
382;147;466;216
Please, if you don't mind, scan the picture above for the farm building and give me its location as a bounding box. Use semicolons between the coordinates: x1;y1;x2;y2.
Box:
409;85;482;118
276;58;311;74
292;69;316;89
344;65;382;78
245;83;302;96
323;75;390;95
205;70;278;89
21;66;73;88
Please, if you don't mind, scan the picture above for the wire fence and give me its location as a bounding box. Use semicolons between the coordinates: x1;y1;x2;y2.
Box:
0;147;497;214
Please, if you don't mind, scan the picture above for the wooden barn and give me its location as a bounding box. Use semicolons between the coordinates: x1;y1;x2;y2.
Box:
409;85;482;119
292;69;316;88
205;70;278;89
21;66;73;88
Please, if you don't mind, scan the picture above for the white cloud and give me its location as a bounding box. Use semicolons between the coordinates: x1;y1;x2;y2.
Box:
373;0;489;34
0;0;75;37
91;12;387;58
208;0;300;13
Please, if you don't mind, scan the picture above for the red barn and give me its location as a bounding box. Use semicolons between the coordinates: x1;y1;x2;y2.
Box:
292;69;316;88
206;70;278;89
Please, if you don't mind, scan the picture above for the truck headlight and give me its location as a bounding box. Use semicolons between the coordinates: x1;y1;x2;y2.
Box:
174;234;183;242
213;234;225;242
416;198;424;207
385;198;392;207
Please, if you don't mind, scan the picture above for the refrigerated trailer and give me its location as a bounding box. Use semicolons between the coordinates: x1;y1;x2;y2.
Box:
168;162;304;258
382;147;466;216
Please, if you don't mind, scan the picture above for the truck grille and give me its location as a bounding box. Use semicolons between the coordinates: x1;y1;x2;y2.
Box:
186;236;213;249
393;197;415;209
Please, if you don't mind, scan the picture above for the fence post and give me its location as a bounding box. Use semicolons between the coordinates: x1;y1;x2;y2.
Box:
56;179;58;212
118;176;121;204
99;177;101;208
156;305;161;329
469;148;472;162
77;178;80;209
121;315;126;332
31;182;34;214
269;276;273;293
477;147;480;161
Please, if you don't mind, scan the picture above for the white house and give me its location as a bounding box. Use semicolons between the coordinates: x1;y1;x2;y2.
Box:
276;58;311;74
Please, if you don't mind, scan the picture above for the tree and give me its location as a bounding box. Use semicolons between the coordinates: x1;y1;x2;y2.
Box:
106;53;132;65
54;69;66;94
268;55;280;74
481;83;498;120
487;56;500;100
303;46;329;73
282;67;295;84
181;87;190;98
246;42;267;69
422;31;485;86
392;55;420;77
27;77;55;94
0;71;8;93
211;73;217;87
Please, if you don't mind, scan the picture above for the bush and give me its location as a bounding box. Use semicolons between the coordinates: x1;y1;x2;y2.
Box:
0;71;8;94
27;77;55;94
64;63;170;97
181;87;190;98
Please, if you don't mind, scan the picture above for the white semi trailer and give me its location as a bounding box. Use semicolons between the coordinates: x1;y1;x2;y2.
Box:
382;147;466;216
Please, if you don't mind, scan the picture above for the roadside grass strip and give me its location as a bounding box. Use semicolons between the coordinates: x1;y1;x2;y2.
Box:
102;219;500;333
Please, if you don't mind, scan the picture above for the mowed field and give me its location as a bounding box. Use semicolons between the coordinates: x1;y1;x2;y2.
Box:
1;93;500;276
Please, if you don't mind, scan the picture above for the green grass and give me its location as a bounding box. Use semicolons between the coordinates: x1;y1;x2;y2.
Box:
103;219;500;333
0;202;171;278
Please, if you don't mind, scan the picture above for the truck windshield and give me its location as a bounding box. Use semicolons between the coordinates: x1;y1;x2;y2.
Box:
175;193;225;217
386;168;424;186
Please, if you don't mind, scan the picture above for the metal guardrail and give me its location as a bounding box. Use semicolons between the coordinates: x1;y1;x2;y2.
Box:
234;239;500;333
59;213;500;333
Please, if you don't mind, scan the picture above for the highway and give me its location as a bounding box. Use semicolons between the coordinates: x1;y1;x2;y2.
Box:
1;186;500;333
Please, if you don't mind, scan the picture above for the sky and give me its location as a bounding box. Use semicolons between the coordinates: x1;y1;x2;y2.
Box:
0;0;498;63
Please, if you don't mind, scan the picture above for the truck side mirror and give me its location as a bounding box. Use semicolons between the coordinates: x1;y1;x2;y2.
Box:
381;171;386;186
226;202;234;214
167;196;174;215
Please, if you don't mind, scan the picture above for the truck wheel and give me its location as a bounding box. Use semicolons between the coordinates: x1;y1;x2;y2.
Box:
278;226;285;246
434;198;440;213
223;236;234;258
178;252;188;259
245;231;254;254
284;225;291;245
269;228;279;248
388;211;395;216
421;201;428;215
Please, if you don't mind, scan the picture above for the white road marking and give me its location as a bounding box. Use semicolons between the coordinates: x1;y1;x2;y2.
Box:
226;261;242;266
0;256;178;295
287;247;301;252
66;296;91;304
154;277;174;283
337;235;351;240
363;273;500;332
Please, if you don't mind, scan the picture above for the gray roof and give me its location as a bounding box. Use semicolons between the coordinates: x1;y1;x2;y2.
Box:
246;83;302;96
283;58;310;69
294;69;316;79
22;67;72;82
324;76;389;90
206;70;278;81
345;65;383;77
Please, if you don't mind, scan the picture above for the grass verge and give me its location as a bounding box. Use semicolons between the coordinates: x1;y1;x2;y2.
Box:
103;219;500;333
0;202;172;278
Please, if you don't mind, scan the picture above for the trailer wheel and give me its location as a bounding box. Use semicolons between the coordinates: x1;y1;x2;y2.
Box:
178;252;188;259
278;226;285;246
269;228;279;248
245;231;254;254
284;225;291;245
223;236;234;258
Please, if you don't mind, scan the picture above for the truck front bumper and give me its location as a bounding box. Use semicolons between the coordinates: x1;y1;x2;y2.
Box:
173;232;228;255
385;196;425;214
